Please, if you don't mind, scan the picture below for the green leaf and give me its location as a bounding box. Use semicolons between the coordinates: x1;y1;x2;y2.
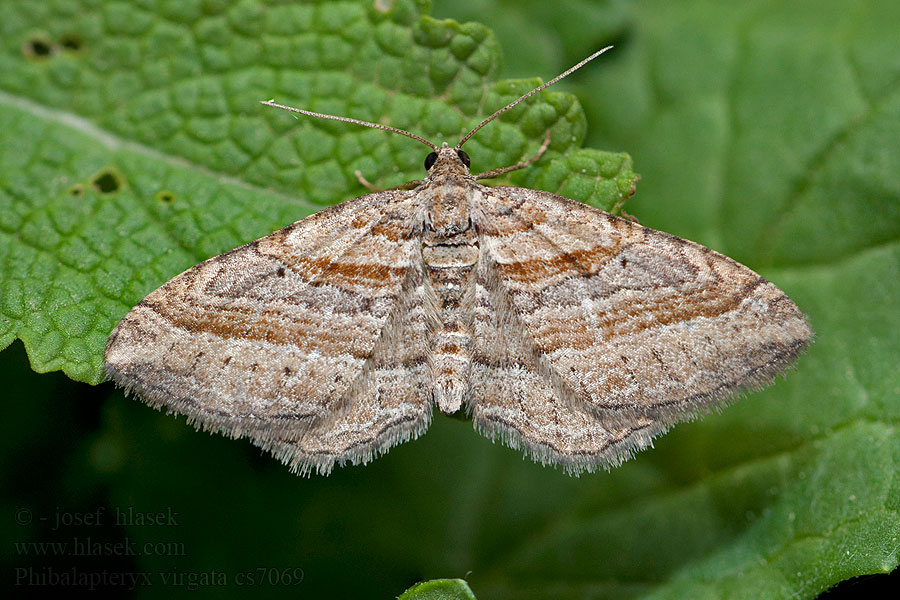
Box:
0;0;634;385
431;0;629;79
2;1;897;599
400;579;478;600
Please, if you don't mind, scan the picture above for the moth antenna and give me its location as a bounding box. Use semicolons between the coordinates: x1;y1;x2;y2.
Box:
260;100;438;151
456;46;613;149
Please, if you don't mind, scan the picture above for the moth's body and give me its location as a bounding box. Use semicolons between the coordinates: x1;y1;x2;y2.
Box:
420;146;482;414
104;144;812;475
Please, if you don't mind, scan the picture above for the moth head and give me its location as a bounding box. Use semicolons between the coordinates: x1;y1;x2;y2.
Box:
424;147;470;172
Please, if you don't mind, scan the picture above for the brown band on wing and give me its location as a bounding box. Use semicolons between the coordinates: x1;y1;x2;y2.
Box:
491;241;626;284
528;276;769;352
140;300;380;359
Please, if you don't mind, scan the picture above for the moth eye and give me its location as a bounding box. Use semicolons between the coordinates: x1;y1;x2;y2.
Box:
456;149;470;168
424;152;438;170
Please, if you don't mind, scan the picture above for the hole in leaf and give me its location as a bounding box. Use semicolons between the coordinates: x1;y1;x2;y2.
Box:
155;190;175;204
60;34;83;52
23;35;54;59
90;167;125;194
68;183;85;197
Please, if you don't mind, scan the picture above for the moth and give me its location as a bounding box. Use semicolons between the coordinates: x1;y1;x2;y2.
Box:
105;49;812;475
